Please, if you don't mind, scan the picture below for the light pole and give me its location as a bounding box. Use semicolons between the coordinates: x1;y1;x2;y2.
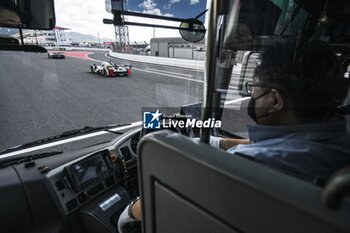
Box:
98;33;101;47
34;30;38;45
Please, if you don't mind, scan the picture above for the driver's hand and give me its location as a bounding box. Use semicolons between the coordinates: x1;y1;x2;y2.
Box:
131;198;142;221
193;136;223;149
223;138;250;150
118;198;142;233
194;137;250;150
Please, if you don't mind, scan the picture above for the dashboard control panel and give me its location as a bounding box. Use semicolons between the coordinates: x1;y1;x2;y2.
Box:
63;150;112;192
45;129;142;216
47;148;127;215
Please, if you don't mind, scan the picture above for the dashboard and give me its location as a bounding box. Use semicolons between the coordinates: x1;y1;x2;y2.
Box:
47;128;140;216
48;148;125;215
0;127;142;233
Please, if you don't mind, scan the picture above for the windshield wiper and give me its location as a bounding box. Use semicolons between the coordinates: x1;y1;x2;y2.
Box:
0;151;63;169
57;123;128;137
0;123;129;154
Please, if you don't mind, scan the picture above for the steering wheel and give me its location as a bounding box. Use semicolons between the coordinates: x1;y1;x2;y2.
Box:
141;115;198;138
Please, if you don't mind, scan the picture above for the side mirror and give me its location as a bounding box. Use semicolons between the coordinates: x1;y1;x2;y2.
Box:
179;19;205;43
0;0;55;30
238;52;260;97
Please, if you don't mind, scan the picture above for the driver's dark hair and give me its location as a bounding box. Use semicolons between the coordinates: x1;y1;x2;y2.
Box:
254;40;349;120
0;0;20;14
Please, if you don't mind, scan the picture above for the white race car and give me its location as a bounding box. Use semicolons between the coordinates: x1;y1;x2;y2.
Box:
90;61;132;77
48;51;65;59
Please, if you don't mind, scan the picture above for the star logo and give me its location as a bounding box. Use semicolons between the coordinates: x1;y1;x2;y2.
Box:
150;109;162;123
143;109;162;129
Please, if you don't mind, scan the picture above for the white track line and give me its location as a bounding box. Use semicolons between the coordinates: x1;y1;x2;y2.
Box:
145;68;194;78
101;53;239;90
85;53;100;62
133;67;204;83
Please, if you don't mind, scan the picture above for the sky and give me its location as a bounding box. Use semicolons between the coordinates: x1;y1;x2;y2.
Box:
54;0;207;42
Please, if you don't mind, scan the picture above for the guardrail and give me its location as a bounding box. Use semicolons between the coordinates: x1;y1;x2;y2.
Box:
108;50;205;70
71;47;109;51
46;47;109;52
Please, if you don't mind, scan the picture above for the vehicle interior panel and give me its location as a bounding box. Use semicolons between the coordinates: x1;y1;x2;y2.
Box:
138;130;350;233
0;127;142;232
1;0;350;232
153;181;238;233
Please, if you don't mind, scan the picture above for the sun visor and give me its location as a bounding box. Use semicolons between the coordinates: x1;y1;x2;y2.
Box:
238;0;281;37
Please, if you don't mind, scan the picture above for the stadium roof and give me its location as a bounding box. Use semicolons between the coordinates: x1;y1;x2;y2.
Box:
53;26;70;30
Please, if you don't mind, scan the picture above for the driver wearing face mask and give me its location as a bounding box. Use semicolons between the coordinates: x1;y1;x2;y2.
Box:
212;40;350;184
118;41;350;232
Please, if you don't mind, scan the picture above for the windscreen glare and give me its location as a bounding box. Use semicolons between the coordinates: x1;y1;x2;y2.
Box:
0;0;206;151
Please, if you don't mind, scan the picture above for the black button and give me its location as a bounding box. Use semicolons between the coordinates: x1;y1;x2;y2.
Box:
24;161;35;168
105;176;115;187
55;180;65;191
78;193;88;204
66;198;78;212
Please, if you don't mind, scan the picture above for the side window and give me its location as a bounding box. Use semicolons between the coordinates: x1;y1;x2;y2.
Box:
220;51;261;137
237;51;260;97
343;61;350;132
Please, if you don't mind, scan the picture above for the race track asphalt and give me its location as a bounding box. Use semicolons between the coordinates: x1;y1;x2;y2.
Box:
0;50;250;151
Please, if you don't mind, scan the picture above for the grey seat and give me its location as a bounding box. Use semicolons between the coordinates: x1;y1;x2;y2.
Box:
138;130;350;233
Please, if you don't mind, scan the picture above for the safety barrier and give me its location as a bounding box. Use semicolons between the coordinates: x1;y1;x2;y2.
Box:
108;50;205;70
46;47;109;52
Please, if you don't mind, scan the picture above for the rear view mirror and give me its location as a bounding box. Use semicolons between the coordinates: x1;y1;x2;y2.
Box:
180;19;205;43
0;0;55;30
238;52;260;97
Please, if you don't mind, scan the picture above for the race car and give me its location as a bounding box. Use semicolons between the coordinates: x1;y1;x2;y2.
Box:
47;51;65;59
90;61;132;77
